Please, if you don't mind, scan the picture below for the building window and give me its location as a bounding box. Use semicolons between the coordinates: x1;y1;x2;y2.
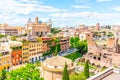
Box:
36;32;39;36
35;57;37;61
98;57;101;61
93;56;96;59
7;66;10;69
54;66;57;68
32;58;34;62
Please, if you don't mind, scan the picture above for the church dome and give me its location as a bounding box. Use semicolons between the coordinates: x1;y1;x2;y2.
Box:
41;56;74;72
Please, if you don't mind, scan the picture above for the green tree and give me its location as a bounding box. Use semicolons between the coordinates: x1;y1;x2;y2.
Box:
107;32;114;37
57;44;61;52
0;34;6;39
93;31;102;38
76;40;88;55
51;28;62;34
55;38;61;52
0;70;7;80
70;37;74;48
53;38;60;56
84;60;90;79
54;45;58;56
74;37;80;48
11;36;16;41
62;62;69;80
70;37;80;48
42;38;61;57
6;64;44;80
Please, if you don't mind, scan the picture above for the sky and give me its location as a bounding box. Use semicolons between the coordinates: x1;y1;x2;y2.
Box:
0;0;120;27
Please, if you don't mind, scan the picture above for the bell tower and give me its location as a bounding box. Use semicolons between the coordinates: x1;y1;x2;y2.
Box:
35;16;38;25
48;19;52;27
95;23;100;31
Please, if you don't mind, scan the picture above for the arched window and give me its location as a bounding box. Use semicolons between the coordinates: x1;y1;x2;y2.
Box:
93;56;96;59
98;57;101;61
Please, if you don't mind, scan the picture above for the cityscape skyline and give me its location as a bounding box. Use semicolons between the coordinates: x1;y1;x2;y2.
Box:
0;0;120;27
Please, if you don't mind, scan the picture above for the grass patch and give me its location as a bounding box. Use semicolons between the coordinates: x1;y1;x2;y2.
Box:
113;65;119;68
100;67;107;72
90;72;95;76
89;64;97;70
70;72;86;80
64;52;82;61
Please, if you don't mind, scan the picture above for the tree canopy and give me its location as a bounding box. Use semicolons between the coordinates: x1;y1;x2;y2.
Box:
5;64;44;80
51;28;62;34
76;40;88;55
0;70;7;80
42;38;61;57
0;34;6;39
107;32;114;37
70;37;80;48
11;36;16;41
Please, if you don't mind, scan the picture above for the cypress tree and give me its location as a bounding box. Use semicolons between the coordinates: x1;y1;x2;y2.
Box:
62;62;69;80
54;45;58;56
84;60;90;78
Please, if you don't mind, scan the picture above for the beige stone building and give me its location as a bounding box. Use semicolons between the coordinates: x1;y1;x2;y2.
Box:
0;24;25;36
79;31;93;41
22;40;43;63
26;17;51;37
29;41;43;63
40;56;74;80
59;37;70;52
0;50;11;71
84;32;120;67
87;67;120;80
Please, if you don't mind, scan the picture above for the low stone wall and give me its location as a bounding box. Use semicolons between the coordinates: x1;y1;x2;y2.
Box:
113;68;120;74
87;67;113;80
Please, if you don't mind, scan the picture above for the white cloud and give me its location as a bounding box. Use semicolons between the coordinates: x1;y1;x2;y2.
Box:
0;0;119;27
49;12;120;26
0;0;65;15
72;5;90;9
0;0;66;26
35;5;66;12
112;6;120;11
97;0;111;2
49;12;90;18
